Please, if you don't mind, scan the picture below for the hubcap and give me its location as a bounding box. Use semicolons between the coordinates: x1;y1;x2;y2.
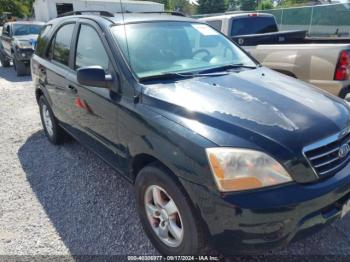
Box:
42;104;54;137
144;185;184;248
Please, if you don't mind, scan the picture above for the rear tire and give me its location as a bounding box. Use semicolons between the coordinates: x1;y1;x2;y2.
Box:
135;164;209;255
13;57;30;76
38;96;67;145
0;53;10;67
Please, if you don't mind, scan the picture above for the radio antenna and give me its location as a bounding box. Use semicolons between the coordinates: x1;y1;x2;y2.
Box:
119;0;131;65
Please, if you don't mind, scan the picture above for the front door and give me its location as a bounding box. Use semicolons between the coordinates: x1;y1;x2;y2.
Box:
1;24;12;57
66;20;124;172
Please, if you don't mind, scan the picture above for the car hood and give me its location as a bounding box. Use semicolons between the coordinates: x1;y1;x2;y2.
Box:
13;34;39;42
142;67;350;156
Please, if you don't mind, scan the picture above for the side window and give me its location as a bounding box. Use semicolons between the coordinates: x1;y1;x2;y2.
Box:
75;24;109;71
35;25;53;58
52;23;75;66
3;25;10;36
206;20;222;32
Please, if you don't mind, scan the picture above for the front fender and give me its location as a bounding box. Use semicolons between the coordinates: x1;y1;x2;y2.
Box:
122;103;217;190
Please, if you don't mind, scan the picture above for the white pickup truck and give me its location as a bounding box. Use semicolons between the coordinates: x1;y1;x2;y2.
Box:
200;13;350;99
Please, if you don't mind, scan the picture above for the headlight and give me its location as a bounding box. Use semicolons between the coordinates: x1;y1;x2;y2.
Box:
206;148;293;192
15;40;32;49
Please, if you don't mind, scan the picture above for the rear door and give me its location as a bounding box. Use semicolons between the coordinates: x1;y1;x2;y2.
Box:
43;22;78;127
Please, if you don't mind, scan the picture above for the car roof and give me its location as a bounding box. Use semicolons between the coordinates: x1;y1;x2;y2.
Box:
48;12;201;26
109;13;198;24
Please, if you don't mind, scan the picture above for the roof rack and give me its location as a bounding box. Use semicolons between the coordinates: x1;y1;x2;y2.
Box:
57;10;115;18
57;10;186;19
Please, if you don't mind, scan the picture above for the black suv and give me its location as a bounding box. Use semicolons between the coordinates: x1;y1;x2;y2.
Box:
32;11;350;255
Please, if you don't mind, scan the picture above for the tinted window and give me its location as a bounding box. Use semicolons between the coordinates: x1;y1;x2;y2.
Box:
35;25;52;58
75;25;109;70
230;17;278;36
52;24;75;66
206;20;222;31
13;24;42;36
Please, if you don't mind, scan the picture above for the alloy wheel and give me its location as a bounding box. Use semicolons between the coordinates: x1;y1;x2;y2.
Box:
42;104;54;137
144;185;184;248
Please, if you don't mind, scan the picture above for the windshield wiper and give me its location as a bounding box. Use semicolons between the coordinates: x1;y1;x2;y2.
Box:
139;72;193;82
198;63;259;74
139;71;228;82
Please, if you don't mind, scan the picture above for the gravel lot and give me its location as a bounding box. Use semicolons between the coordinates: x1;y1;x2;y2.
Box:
1;63;350;258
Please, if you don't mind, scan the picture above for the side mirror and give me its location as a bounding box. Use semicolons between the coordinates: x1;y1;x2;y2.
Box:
2;29;8;36
77;66;112;88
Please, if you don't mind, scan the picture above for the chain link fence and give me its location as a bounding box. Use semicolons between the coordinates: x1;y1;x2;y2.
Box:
261;3;350;37
193;3;350;38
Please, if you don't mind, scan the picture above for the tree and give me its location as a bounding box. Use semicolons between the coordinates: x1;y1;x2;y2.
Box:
170;0;194;13
151;0;171;10
226;0;239;11
279;0;311;8
240;0;256;11
0;0;34;18
197;0;226;14
151;0;196;14
258;0;273;10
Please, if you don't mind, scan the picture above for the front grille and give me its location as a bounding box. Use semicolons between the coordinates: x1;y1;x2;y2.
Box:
304;131;350;178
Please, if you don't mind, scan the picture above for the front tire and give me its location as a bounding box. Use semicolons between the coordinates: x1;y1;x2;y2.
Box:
135;164;208;255
0;53;10;67
38;96;66;145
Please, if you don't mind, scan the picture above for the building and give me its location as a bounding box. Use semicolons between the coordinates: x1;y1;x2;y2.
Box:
33;0;164;22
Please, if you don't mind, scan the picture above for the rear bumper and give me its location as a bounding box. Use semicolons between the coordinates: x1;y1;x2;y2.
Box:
180;162;350;254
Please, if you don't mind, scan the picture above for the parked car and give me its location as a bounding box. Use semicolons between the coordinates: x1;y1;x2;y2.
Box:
0;21;44;75
200;13;350;100
32;11;350;255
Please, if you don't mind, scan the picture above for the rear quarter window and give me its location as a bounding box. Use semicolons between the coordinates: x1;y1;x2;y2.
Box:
51;23;75;66
206;20;222;32
35;25;53;58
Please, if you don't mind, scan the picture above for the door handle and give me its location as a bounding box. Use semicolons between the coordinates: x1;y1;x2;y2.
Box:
67;85;77;94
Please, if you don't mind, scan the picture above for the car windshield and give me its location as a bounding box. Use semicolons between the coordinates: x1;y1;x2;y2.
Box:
13;24;42;36
111;22;256;79
230;17;278;36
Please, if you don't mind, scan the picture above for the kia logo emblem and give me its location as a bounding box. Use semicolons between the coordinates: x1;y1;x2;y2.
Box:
338;144;350;159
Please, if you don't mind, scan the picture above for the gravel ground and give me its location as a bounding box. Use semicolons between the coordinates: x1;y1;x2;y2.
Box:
1;63;350;259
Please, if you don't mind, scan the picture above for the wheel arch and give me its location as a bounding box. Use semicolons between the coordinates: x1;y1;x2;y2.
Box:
131;153;178;184
131;152;212;250
35;88;44;103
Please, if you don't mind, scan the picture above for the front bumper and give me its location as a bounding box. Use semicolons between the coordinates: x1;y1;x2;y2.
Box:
180;162;350;254
14;48;34;62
